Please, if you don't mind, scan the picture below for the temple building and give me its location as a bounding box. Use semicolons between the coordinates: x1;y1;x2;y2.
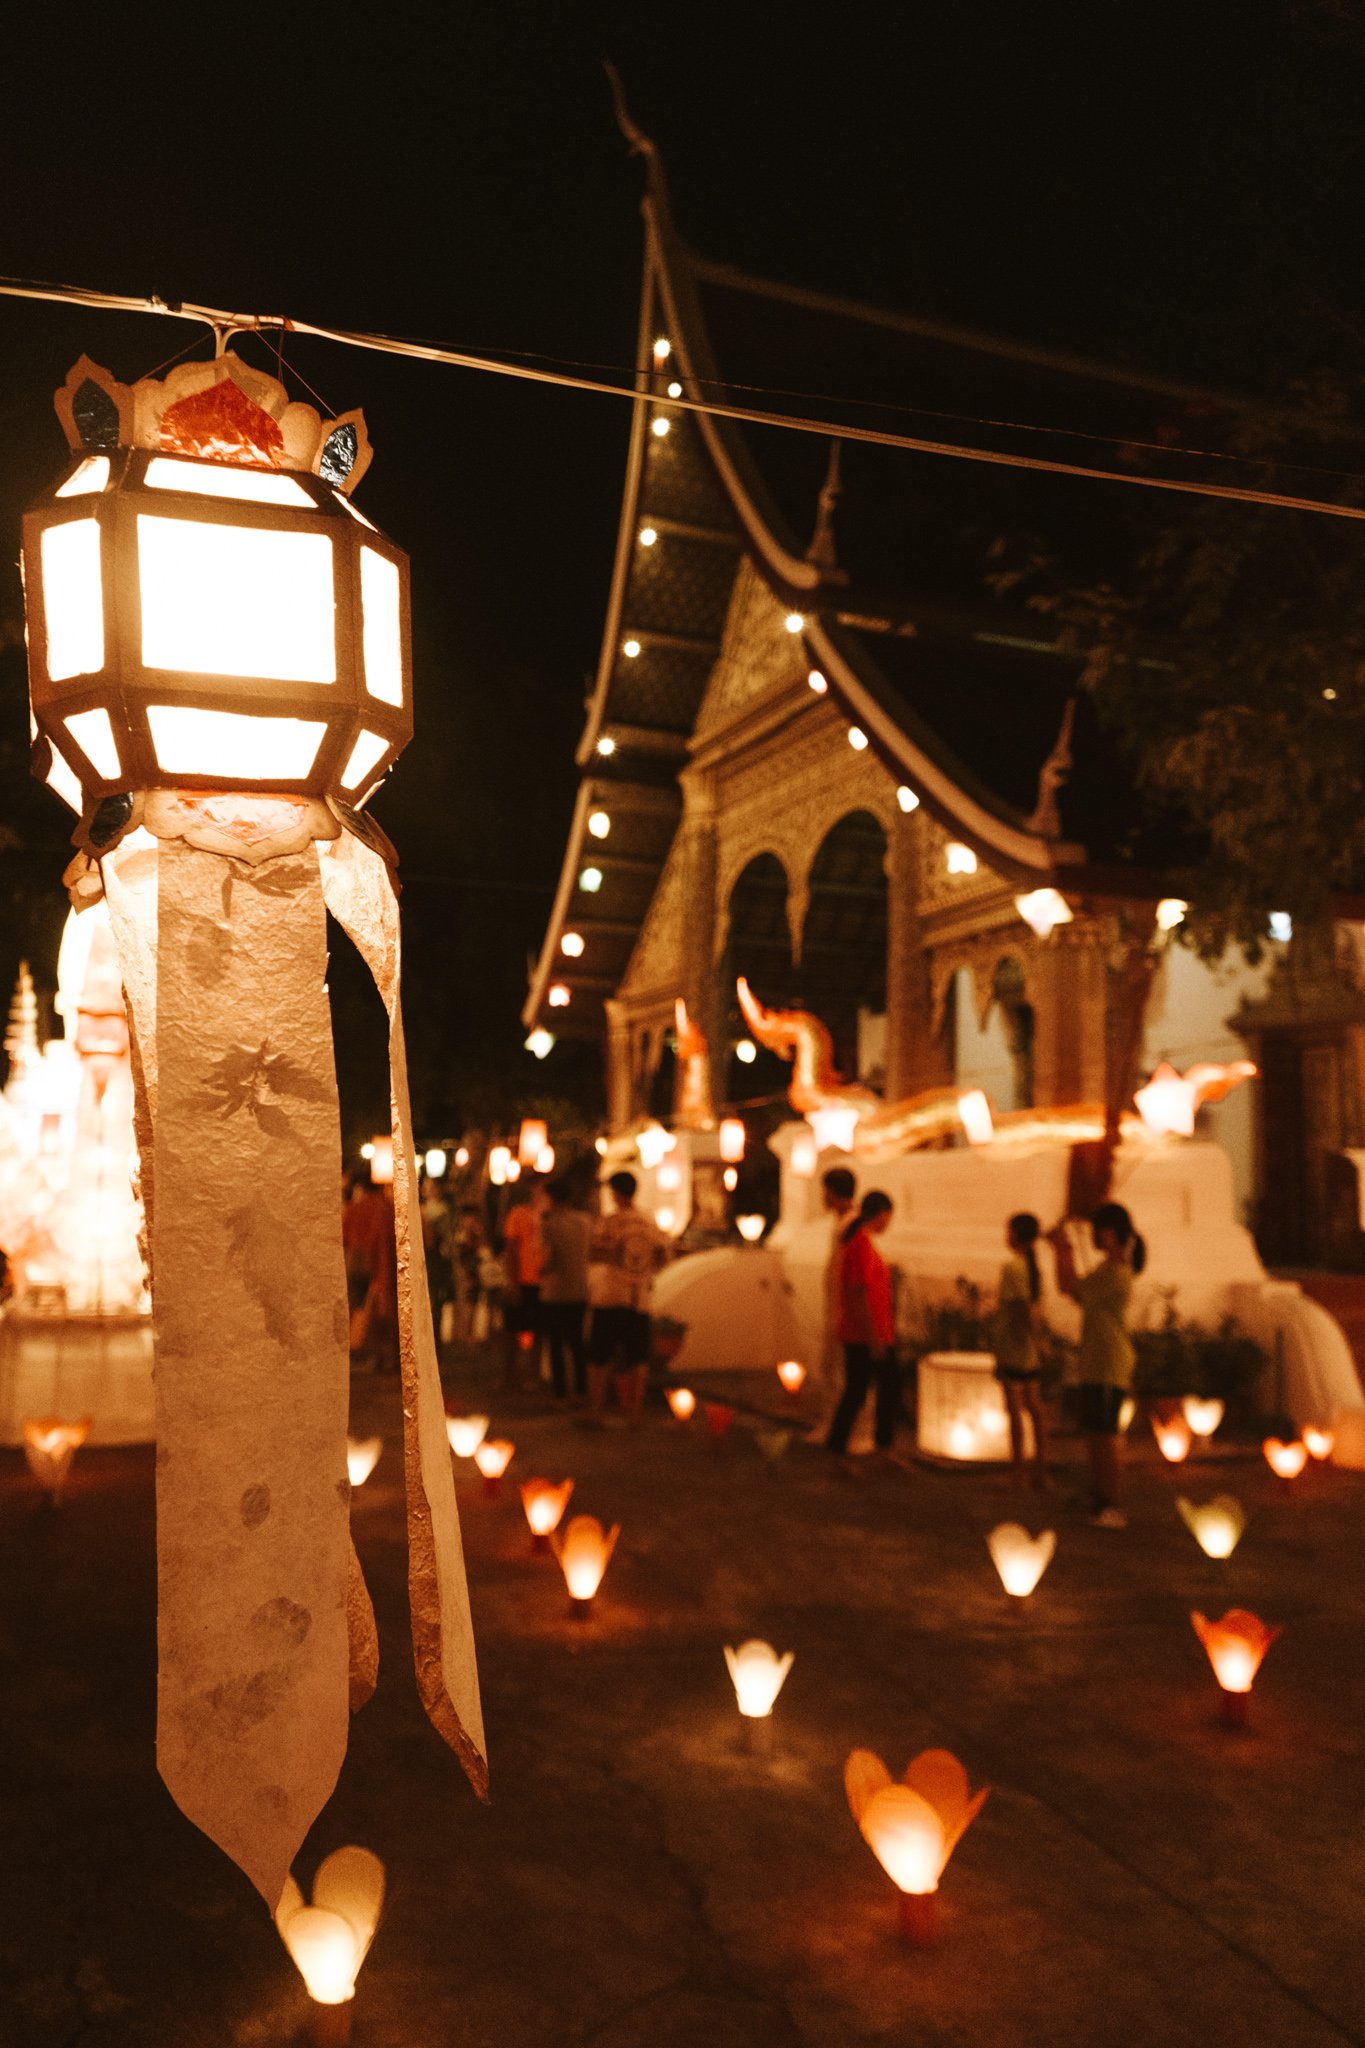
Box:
525;155;1365;1274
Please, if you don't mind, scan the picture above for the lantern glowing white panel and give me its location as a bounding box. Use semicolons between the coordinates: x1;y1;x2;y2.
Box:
446;1414;490;1458
146;706;327;782
334;491;377;530
946;843;978;875
1014;888;1073;938
55;455;110;498
45;749;83;811
360;547;404;706
63;707;121;781
341;729;389;793
987;1523;1056;1597
918;1351;1013;1462
724;1640;794;1718
143;457;315;508
784;612;805;634
41;519;104;681
137;516;336;682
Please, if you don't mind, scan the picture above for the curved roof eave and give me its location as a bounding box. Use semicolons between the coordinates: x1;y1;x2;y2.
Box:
805;616;1081;879
523;782;596;1029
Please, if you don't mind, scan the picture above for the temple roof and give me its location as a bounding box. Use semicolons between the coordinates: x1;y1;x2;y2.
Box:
524;166;1271;1034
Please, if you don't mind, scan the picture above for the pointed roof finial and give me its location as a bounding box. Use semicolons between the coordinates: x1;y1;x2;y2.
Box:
603;63;659;163
1025;698;1076;840
806;439;846;580
5;961;38;1072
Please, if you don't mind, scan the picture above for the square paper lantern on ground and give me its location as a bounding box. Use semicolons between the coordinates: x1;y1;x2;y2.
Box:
916;1351;1014;1463
22;357;411;818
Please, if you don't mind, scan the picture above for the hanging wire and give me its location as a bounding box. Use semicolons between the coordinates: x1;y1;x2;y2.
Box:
3;270;1365;524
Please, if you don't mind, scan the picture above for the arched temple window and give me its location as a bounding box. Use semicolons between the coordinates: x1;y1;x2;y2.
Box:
721;851;794;1102
800;810;888;1083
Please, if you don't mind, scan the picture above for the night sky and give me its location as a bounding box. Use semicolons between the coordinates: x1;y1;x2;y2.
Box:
2;5;1361;1151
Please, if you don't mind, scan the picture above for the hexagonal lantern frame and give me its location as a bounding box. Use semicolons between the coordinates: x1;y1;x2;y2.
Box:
22;407;411;812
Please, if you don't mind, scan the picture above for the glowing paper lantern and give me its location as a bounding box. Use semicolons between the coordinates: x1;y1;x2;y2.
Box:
22;1415;91;1502
1263;1437;1307;1481
423;1147;447;1178
986;1523;1056;1598
776;1359;807;1396
23;356;485;1904
789;1130;818;1178
845;1747;989;1945
722;1167;738;1192
446;1414;490;1459
808;1101;862;1153
719;1117;746;1163
736;1214;766;1244
520;1477;574;1550
276;1845;385;2036
1014;887;1073;938
1303;1425;1334;1461
517;1119;548;1168
1177;1495;1245;1560
488;1145;511;1186
666;1386;697;1422
1190;1608;1280;1726
454;1146;470;1169
368;1135;394;1186
1182;1397;1224;1440
473;1438;514;1496
635;1121;674;1170
535;1144;556;1176
553;1514;619;1615
724;1638;794;1741
1153;1414;1193;1464
346;1437;382;1488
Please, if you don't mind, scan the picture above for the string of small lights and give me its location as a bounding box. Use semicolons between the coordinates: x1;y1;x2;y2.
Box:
3;271;1365;526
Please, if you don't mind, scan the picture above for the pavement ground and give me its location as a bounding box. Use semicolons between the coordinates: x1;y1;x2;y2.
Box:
2;1349;1364;2048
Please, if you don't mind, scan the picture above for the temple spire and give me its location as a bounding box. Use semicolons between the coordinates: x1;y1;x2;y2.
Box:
806;439;846;580
4;961;38;1076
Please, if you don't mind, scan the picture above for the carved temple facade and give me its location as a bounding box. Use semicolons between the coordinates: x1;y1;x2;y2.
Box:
526;161;1365;1271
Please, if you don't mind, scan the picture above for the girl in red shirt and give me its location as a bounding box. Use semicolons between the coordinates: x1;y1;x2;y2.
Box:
826;1190;899;1456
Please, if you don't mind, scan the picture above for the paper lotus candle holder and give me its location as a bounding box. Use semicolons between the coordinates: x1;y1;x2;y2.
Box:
23;1415;92;1503
776;1359;807;1396
845;1747;988;1945
553;1514;619;1616
21;353;484;1907
1152;1413;1193;1464
1133;1059;1258;1139
1263;1437;1307;1482
276;1845;385;2045
520;1477;574;1550
735;1214;766;1244
446;1414;490;1459
345;1438;383;1488
1177;1495;1246;1560
1191;1608;1280;1726
1182;1397;1225;1440
473;1438;514;1496
724;1639;794;1750
666;1386;697;1422
517;1118;548;1168
705;1402;736;1444
1303;1426;1334;1461
986;1523;1056;1598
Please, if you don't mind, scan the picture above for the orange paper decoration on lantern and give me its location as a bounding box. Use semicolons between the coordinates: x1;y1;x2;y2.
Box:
1263;1437;1307;1481
553;1514;619;1615
1190;1608;1280;1725
520;1477;574;1550
1152;1414;1193;1463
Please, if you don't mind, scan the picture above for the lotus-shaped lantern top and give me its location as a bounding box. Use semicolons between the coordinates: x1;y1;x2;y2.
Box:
845;1747;988;1895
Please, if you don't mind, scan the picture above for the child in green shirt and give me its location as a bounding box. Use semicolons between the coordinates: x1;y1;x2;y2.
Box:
1050;1202;1146;1528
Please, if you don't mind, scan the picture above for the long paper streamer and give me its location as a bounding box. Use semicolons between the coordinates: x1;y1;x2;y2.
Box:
319;830;487;1793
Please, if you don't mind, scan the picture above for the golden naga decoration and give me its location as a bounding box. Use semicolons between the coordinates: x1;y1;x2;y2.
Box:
672;998;716;1130
735;980;1261;1160
734;978;989;1160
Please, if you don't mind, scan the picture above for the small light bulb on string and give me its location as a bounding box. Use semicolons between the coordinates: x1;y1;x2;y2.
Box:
638;526;657;547
596;735;616;756
623;638;641;659
784;612;805;635
808;669;827;694
897;786;919;812
848;728;868;751
651;416;671;439
588;811;611;839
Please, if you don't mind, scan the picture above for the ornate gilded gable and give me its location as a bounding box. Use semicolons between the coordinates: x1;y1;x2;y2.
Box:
694;560;803;736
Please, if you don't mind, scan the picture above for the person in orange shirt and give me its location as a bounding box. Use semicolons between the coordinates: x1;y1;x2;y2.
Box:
825;1190;898;1457
501;1181;548;1383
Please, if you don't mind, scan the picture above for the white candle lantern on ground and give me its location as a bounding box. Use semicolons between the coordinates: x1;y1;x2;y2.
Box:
276;1845;385;2046
724;1639;794;1752
916;1352;1013;1463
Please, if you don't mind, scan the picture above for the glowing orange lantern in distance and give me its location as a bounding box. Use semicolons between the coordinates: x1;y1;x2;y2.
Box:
1153;1414;1192;1464
23;1415;92;1503
367;1135;394;1186
1263;1437;1307;1482
473;1438;514;1496
553;1514;619;1616
666;1386;696;1422
1303;1426;1334;1461
776;1359;807;1396
1190;1608;1280;1726
719;1118;746;1164
845;1747;988;1945
517;1119;548;1169
520;1477;574;1550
